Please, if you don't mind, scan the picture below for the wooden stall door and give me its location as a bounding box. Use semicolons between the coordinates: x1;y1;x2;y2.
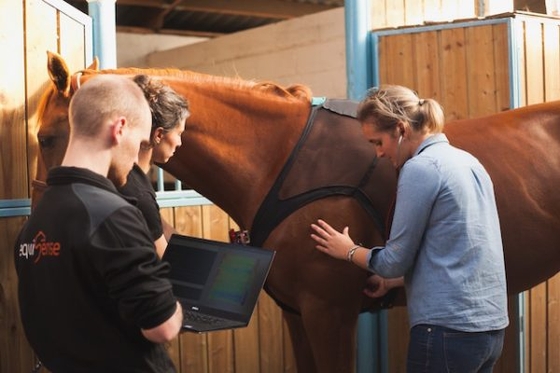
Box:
375;13;560;373
515;15;560;373
0;0;90;372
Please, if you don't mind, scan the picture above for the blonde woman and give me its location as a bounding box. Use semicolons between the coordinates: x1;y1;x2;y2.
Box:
311;85;508;372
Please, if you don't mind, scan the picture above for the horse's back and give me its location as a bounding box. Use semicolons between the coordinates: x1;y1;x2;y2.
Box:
445;101;560;293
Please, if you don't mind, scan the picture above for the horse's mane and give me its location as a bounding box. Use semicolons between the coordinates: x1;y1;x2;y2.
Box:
253;82;313;101
91;67;314;103
36;66;314;124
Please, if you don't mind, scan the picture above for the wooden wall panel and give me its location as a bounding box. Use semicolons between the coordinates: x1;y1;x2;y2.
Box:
386;307;409;373
159;208;182;367
377;22;510;119
543;23;560;100
1;1;91;372
385;0;406;28
370;0;552;30
0;1;26;200
378;34;415;87
233;303;260;372
548;277;560;372
0;217;33;373
59;12;88;73
465;24;504;116
528;283;548;372
404;0;424;26
523;21;545;104
541;23;560;373
1;1;46;372
257;289;285;373
440;27;469;120
376;13;560;373
413;31;441;99
25;0;59;198
0;14;28;373
370;0;479;29
515;15;560;373
201;205;234;373
492;24;512;113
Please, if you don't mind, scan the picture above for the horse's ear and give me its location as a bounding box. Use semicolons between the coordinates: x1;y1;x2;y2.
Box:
287;84;313;101
46;51;71;97
87;56;100;71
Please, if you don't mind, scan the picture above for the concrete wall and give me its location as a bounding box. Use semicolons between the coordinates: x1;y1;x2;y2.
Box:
146;8;348;99
117;32;207;68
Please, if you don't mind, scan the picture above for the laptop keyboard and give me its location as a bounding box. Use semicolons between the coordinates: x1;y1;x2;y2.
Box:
183;310;241;329
183;310;226;325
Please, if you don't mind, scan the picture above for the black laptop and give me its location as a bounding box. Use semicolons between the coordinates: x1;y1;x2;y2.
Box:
162;233;275;333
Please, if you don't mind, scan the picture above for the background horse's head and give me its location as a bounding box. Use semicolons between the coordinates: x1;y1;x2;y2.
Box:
33;51;99;209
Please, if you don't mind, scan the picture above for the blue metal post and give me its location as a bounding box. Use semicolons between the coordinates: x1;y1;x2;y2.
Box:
86;0;117;68
507;17;525;373
345;0;372;100
345;1;388;373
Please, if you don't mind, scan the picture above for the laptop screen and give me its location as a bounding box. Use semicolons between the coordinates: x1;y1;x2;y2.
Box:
163;234;275;321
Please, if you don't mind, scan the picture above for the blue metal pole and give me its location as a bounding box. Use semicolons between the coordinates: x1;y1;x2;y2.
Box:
345;0;372;100
345;1;389;373
507;17;525;373
86;0;117;68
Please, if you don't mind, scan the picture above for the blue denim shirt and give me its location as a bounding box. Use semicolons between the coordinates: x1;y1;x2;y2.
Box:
367;134;509;331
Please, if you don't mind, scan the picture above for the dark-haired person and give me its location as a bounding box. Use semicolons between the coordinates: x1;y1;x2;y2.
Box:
119;75;190;258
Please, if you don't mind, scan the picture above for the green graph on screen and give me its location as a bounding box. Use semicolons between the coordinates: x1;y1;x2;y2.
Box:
208;253;257;305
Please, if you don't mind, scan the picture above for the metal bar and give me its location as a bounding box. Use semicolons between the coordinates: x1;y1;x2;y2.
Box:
372;17;509;38
0;199;31;217
507;16;525;373
155;190;212;207
87;0;117;68
345;1;387;372
345;0;372;100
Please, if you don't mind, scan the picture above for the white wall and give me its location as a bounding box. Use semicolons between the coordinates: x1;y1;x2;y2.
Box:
146;8;348;99
117;32;207;68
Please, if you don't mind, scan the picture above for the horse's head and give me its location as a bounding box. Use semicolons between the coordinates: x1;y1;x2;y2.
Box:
32;51;99;209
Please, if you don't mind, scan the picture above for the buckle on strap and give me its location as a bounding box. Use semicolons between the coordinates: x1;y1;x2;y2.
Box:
229;229;251;245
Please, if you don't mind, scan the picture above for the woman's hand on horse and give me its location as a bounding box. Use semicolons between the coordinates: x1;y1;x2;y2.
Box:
363;274;405;298
363;274;387;298
310;219;356;261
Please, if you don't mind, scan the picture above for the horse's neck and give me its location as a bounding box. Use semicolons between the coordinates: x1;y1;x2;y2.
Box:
162;80;311;229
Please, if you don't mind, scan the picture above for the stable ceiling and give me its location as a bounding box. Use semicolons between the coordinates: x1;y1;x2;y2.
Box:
63;0;345;37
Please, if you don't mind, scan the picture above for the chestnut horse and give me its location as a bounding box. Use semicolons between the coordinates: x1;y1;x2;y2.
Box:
34;52;560;371
35;52;398;373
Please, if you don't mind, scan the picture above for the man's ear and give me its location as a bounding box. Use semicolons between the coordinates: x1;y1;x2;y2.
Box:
110;117;126;144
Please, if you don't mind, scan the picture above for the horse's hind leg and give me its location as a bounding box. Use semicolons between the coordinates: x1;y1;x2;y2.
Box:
283;310;318;372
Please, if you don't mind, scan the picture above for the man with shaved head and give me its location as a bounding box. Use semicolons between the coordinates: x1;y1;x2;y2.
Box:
15;74;183;372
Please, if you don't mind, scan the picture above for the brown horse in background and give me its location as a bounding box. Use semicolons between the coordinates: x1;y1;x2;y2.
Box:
34;51;560;372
